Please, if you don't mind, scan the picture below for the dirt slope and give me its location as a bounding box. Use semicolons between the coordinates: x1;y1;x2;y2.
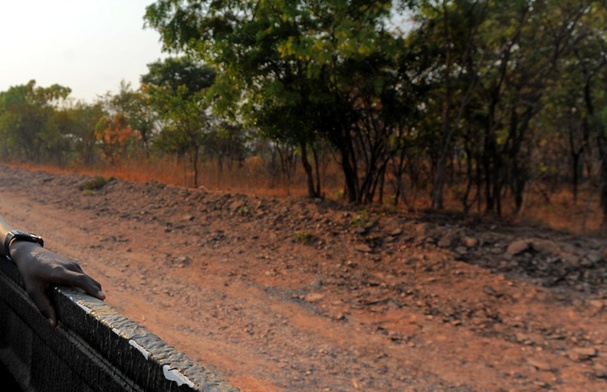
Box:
2;164;607;391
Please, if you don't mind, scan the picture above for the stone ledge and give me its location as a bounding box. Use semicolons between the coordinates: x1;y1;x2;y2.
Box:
0;257;239;392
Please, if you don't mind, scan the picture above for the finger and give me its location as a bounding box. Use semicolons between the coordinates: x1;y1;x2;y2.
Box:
81;277;106;300
28;288;57;328
65;261;85;274
51;270;106;300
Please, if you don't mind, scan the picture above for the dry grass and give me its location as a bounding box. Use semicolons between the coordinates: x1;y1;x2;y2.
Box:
514;184;604;237
9;159;606;238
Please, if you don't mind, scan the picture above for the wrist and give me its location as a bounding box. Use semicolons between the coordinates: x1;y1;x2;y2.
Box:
9;241;43;264
3;230;44;260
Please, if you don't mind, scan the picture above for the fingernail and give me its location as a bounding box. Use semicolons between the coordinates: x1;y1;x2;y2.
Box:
98;290;106;300
49;318;57;328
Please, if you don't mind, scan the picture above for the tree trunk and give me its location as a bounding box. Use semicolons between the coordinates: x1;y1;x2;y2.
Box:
300;141;320;198
191;144;200;188
579;54;607;227
341;150;359;203
324;122;359;203
313;146;322;198
431;2;453;211
597;135;607;230
432;154;447;210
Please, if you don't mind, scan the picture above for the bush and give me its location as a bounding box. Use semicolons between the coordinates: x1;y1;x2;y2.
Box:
292;231;319;246
78;176;114;193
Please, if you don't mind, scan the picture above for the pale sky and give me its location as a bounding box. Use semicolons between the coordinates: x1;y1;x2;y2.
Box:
0;0;166;102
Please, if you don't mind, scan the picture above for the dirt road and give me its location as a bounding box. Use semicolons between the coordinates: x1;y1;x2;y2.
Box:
2;164;607;391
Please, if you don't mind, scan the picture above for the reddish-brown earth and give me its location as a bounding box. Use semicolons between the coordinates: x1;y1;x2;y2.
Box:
2;164;607;391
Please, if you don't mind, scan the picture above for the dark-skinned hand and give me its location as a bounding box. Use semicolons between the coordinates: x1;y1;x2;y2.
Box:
9;241;106;327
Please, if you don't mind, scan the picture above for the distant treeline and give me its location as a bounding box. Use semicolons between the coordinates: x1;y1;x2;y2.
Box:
1;1;607;223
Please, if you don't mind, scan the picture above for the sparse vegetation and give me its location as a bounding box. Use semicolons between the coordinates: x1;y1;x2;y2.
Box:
1;1;607;234
351;209;372;230
237;205;251;216
5;156;607;392
78;176;114;193
292;231;319;246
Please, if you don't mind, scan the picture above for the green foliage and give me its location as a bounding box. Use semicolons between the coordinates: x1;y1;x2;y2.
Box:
1;0;607;225
141;57;216;98
60;102;105;165
409;0;607;214
107;81;157;152
333;189;345;200
141;56;217;186
351;209;370;229
144;0;418;202
292;231;319;246
0;80;72;163
237;205;251;216
381;197;399;215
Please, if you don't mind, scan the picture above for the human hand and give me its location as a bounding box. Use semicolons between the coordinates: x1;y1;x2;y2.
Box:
9;241;106;327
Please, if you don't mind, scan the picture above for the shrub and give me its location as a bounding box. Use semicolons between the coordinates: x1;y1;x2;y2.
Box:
292;231;319;246
78;176;114;193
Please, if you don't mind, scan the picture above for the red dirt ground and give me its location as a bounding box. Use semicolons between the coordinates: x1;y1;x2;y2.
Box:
2;164;607;391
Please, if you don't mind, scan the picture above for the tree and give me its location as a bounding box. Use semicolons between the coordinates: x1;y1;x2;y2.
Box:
0;80;71;163
108;81;159;154
411;0;607;215
141;57;216;187
568;6;607;226
94;112;139;166
410;0;486;209
203;120;251;186
145;0;419;202
59;101;106;166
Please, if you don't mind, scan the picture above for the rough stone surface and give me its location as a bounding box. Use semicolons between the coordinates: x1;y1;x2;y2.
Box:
5;165;607;391
507;240;530;256
0;259;239;392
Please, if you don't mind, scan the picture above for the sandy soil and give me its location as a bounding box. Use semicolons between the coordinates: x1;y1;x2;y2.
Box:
2;164;607;392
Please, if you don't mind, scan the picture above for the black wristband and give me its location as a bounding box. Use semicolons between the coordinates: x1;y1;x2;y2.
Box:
3;230;44;260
